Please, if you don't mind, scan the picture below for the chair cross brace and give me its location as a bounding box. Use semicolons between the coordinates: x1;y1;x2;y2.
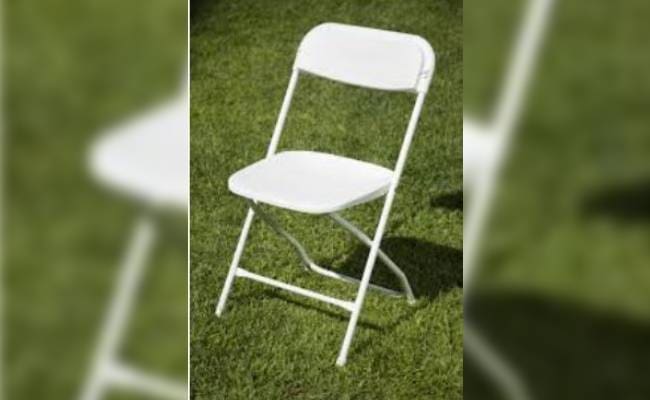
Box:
248;200;416;303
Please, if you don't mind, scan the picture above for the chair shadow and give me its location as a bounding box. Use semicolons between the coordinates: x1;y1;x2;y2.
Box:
333;237;461;356
257;237;461;359
581;179;650;222
261;290;385;332
430;190;463;211
190;0;217;17
465;292;650;400
336;236;463;300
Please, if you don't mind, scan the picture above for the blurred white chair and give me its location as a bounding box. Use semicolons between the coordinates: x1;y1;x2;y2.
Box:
463;0;554;399
79;84;188;400
215;23;435;366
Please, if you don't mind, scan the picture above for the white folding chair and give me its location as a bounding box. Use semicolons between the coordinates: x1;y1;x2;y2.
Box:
464;0;554;399
79;81;188;400
215;23;435;366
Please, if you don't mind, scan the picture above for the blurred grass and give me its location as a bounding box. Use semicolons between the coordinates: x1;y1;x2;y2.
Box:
190;0;462;399
465;0;650;398
6;0;187;399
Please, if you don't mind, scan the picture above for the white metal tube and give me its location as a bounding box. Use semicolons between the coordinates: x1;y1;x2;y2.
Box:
217;70;300;315
493;0;554;138
79;215;156;400
216;208;255;316
105;362;187;400
236;268;354;312
337;92;427;366
250;201;404;297
465;0;554;291
465;323;531;400
248;200;316;269
266;69;300;158
463;2;554;399
308;262;403;297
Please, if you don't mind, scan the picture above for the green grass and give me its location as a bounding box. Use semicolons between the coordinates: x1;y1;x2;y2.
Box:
6;1;187;399
190;0;462;399
464;0;650;398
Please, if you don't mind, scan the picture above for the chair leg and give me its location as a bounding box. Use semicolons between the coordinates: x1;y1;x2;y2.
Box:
215;208;255;316
336;236;384;366
465;322;532;400
336;217;390;366
79;215;156;400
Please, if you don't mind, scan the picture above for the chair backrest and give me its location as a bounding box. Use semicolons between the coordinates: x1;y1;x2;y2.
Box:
295;23;434;94
267;22;434;182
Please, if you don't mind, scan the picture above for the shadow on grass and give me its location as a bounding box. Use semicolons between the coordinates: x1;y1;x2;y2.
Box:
465;292;650;400
430;190;463;211
337;236;462;300
261;290;385;332
582;179;650;222
254;236;460;359
190;0;218;21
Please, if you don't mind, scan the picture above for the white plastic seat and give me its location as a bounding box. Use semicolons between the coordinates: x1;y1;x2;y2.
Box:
90;97;189;209
228;151;393;214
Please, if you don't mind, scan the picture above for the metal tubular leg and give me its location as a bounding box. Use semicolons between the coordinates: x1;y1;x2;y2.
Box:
465;322;531;400
80;215;156;400
216;208;255;316
329;213;415;303
336;219;388;366
249;202;407;298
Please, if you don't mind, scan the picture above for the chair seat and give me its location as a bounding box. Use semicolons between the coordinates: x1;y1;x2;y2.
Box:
90;97;189;210
228;151;394;214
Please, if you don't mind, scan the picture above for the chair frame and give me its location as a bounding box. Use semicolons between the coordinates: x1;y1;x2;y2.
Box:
463;0;554;399
215;24;434;366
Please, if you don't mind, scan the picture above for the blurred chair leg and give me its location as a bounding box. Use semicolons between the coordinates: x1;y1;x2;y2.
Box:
79;214;155;400
465;322;531;400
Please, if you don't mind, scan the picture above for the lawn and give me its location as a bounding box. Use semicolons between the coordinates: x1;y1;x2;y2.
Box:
6;1;187;399
190;0;462;399
464;0;650;398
